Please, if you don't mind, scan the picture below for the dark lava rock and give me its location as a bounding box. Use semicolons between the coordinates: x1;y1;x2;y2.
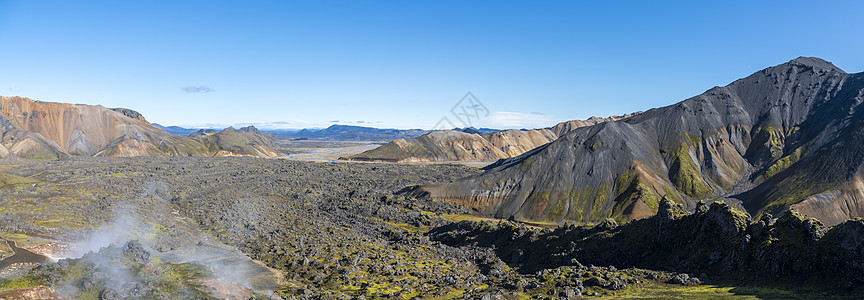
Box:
99;288;122;300
560;287;581;299
122;240;150;264
668;273;700;286
81;272;104;291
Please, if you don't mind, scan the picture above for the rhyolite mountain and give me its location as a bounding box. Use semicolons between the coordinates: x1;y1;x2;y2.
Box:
0;96;281;159
347;115;636;162
409;57;864;227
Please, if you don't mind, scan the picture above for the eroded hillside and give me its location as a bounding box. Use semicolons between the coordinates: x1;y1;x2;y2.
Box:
0;96;282;159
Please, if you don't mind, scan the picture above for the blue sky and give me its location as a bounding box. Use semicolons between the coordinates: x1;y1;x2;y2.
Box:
1;1;862;130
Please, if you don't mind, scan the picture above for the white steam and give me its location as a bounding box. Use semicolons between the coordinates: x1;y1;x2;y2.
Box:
59;181;282;294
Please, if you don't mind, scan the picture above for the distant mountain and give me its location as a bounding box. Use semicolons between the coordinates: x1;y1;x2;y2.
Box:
260;128;301;135
457;127;501;135
187;128;219;138
407;57;864;227
152;123;200;136
346;115;635;162
0;96;281;159
281;124;428;141
197;126;281;157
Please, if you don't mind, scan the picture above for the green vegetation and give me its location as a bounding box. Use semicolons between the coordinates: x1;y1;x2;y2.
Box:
610;168;664;223
0;172;40;189
764;148;802;179
200;130;263;156
17;144;62;161
753;125;786;159
589;139;603;151
0;274;48;292
565;184;611;222
614;282;823;299
668;144;713;199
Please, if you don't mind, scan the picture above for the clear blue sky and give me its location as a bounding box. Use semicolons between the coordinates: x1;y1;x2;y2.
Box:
1;1;862;130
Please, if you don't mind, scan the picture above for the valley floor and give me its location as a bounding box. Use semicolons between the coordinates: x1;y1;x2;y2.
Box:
0;158;857;299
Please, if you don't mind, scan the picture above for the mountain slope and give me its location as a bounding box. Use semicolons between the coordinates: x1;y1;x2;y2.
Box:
347;115;635;162
0;96;281;159
410;57;864;226
197;126;282;157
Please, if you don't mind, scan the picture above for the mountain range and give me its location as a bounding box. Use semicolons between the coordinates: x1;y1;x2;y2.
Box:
408;57;864;227
151;123;200;136
280;124;428;141
345;115;636;162
0;96;280;159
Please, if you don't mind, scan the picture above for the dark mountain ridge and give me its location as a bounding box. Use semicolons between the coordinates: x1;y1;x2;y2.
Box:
411;57;864;226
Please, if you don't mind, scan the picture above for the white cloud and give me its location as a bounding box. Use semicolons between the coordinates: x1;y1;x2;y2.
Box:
181;85;213;93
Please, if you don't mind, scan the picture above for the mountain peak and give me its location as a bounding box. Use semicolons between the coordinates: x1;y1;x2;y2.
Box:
237;125;261;134
784;56;843;72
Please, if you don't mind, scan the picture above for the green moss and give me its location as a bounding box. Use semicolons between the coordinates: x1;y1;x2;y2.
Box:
662;186;684;204
566;184;611;222
551;193;567;219
764;149;802;179
684;132;702;149
753;125;786;159
528;191;550;204
383;220;431;233
668;144;713;199
17;146;60;161
156;137;210;156
611;282;802;299
200;130;260;156
0;275;47;292
0;172;40;189
614;169;636;196
590;140;603;151
611;171;662;223
149;261;212;298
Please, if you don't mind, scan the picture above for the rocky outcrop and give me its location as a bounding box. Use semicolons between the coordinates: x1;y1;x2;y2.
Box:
347;114;637;162
0;96;281;159
412;57;864;226
429;198;864;290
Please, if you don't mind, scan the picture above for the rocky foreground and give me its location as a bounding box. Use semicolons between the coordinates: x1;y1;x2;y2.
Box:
0;158;861;299
431;199;864;292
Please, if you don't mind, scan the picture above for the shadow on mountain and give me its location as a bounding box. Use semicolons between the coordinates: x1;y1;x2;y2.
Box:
429;198;864;296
